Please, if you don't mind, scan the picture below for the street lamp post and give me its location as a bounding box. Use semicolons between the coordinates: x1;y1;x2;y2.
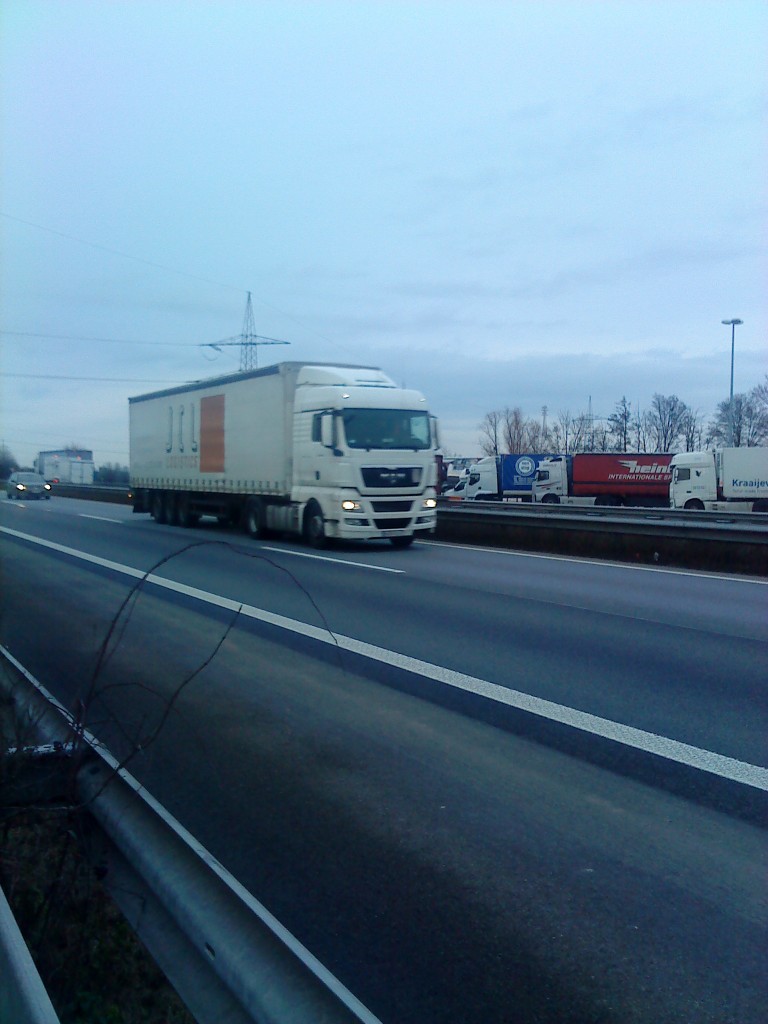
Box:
721;318;743;447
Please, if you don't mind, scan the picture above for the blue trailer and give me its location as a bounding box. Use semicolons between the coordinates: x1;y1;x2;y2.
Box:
466;454;554;501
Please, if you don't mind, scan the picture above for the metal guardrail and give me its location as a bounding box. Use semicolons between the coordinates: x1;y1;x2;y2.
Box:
439;496;768;527
45;483;133;504
0;646;382;1024
434;499;768;575
0;885;61;1024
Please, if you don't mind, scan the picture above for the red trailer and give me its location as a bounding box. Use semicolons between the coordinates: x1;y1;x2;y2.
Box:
533;453;673;507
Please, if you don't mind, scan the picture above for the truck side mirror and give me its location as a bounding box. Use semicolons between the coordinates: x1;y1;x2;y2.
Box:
320;414;335;449
430;416;440;449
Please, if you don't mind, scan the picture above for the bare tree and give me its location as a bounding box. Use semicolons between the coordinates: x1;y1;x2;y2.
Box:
556;410;573;454
752;375;768;414
607;397;632;452
708;393;768;447
633;410;650;452
680;408;705;451
0;444;19;479
525;420;545;453
501;407;528;453
570;412;592;453
644;393;689;451
478;410;502;455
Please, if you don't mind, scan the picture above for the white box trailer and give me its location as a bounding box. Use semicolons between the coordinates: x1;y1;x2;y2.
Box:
36;451;95;485
129;361;439;546
669;447;768;512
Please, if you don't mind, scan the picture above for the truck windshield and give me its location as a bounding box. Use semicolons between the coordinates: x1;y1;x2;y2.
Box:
341;409;431;450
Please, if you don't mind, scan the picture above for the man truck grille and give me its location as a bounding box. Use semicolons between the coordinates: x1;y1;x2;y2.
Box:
361;467;422;488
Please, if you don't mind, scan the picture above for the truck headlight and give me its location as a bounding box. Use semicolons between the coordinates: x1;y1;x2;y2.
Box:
422;497;437;509
341;499;362;511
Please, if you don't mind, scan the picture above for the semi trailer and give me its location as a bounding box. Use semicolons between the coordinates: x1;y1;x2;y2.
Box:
129;361;439;547
532;453;673;507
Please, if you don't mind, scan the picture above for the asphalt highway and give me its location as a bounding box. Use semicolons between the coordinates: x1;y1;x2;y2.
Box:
1;495;766;1023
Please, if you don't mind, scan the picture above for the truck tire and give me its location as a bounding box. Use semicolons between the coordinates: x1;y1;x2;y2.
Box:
390;536;414;548
684;499;705;511
164;492;179;526
540;493;559;504
151;491;167;524
177;494;199;528
243;497;270;538
303;501;326;548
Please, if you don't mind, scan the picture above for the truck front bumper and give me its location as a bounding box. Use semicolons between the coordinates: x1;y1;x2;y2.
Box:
329;493;437;540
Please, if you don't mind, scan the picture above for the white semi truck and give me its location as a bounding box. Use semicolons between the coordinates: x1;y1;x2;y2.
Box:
129;361;439;547
669;447;768;512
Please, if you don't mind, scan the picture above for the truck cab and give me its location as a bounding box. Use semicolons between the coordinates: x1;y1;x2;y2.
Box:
532;457;568;502
669;452;715;510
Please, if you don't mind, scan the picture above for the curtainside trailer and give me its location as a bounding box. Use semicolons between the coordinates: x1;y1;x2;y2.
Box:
532;453;673;507
129;361;439;547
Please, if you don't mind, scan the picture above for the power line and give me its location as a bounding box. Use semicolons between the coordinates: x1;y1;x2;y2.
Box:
1;210;343;349
1;330;204;347
1;373;190;383
0;211;242;293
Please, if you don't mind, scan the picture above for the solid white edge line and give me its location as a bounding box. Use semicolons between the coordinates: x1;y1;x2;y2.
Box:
3;524;766;791
0;642;385;1024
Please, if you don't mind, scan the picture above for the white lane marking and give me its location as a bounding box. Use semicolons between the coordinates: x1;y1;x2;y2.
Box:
0;643;384;1024
80;514;123;524
260;545;404;573
3;524;766;791
425;538;768;585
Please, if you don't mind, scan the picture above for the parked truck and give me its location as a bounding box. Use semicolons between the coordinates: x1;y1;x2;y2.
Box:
452;453;554;501
669;447;768;512
129;361;439;547
36;449;95;485
532;453;673;507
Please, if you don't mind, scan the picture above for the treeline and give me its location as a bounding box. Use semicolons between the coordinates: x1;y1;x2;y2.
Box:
479;379;768;455
95;463;130;485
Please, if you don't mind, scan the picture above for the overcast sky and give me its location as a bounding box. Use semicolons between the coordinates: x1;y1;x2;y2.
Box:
1;0;766;467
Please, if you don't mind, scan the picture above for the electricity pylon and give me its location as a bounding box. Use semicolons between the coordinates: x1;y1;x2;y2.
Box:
203;292;289;370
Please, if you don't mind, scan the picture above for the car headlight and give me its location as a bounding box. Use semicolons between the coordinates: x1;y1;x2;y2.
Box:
341;499;362;511
422;497;437;509
44;484;51;490
16;484;25;491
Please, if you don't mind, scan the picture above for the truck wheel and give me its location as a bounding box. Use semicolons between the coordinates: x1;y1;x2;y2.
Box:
164;492;179;526
540;493;559;504
752;500;768;513
684;499;705;511
390;536;414;549
303;501;326;548
151;492;167;524
177;494;199;528
243;498;270;538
